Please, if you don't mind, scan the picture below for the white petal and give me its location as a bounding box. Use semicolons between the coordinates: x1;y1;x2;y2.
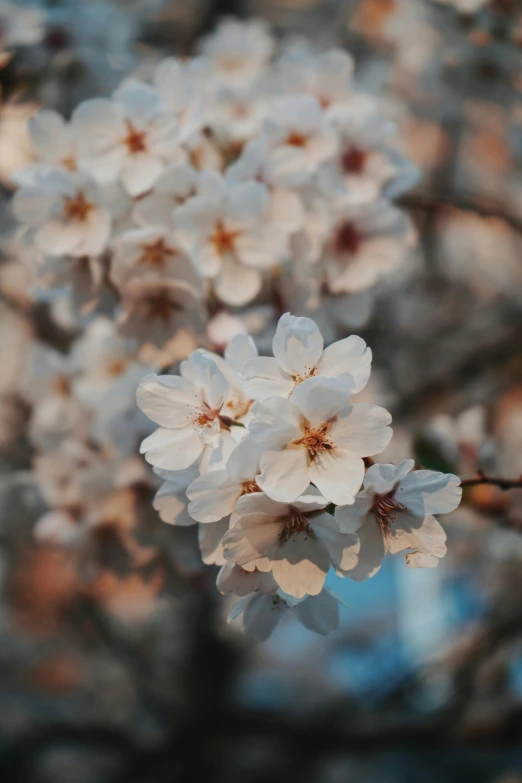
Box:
347;518;386;581
242;593;285;642
199;518;229;565
249;396;303;448
308;448;364;505
223;512;280;566
215;260;262;307
331;403;392;456
153;482;195;526
271;536;330;598
272;312;324;377
184;351;229;409
363;460;415;495
405;552;440;569
225;437;263;483
140;426;203;470
224;333;258;372
242;357;294;401
388;514;447;559
187;471;241;523
315;335;372;394
290;376;351;426
312;512;360;571
136;373;199;428
12;186;54;226
395;471;462;517
257;446;310;502
294;590;340;634
334;494;371;533
121;154;163;196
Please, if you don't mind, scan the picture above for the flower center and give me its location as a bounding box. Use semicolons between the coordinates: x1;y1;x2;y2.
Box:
371;491;405;535
63;191;93;222
241;479;260;495
196;405;219;427
341;146;368;175
298;421;334;460
124;121;147;154
211;221;240;255
218;56;244;73
334;220;362;257
137;238;178;269
286;131;308;148
281;509;313;540
139;291;182;322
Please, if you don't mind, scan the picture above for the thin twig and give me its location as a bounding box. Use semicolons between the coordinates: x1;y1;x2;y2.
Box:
460;471;522;490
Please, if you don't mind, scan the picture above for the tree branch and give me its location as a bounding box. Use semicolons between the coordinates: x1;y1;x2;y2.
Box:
460;471;522;490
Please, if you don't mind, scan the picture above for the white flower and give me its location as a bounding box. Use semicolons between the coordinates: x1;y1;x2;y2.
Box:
335;460;462;580
174;174;288;306
117;278;203;347
279;49;354;117
72;81;181;196
13;110;78;187
137;351;238;473
228;587;344;642
0;1;44;48
223;491;359;598
242;312;372;402
197;18;274;90
187;437;263;523
110;225;201;292
133;162;199;228
261;95;337;187
323;201;414;294
249;376;392;505
13;169;112;257
318;95;419;206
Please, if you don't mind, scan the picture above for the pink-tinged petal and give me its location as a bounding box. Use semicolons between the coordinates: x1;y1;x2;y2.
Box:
140;426;203;470
388;514;447;559
217;562;277;596
257;446;310;502
331;403;392;456
137;373;199;428
290;376;351;426
272;313;324;377
187;471;241;523
223;512;281;566
347;518;386;581
315;335;372;394
271;535;330;598
242;357;294;401
294;590;340;634
249;397;303;448
76;210;111;256
312;513;360;571
309;448;364;506
395;471;462;517
199;518;229;565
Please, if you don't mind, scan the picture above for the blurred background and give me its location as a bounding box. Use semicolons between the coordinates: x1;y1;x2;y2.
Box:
1;1;522;781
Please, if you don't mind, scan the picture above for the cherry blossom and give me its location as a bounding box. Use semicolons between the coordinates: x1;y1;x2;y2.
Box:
223;490;359;598
249;376;392;505
335;460;462;580
242;312;372;402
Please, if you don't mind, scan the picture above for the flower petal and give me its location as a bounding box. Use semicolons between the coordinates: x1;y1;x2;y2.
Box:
137;373;199;428
315;335;372;394
257;445;310;502
140;426;203;470
308;448;364;506
331;403;392;456
187;470;241;523
272;312;324;377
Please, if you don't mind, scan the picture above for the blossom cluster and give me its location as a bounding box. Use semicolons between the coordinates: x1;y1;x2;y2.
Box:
137;312;462;641
11;17;417;346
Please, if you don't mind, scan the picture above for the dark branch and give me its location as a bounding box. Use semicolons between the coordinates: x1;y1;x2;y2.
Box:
460;471;522;490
